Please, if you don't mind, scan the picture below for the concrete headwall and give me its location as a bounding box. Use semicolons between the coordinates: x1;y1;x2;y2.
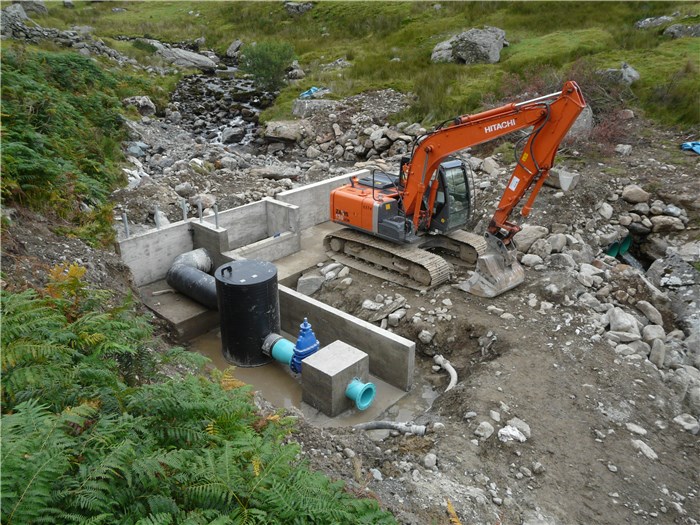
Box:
277;170;367;230
279;284;415;391
116;220;192;287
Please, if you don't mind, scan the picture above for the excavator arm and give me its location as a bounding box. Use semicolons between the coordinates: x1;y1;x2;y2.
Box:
402;80;586;240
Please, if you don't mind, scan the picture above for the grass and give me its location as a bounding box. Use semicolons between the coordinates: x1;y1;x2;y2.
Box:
38;1;699;127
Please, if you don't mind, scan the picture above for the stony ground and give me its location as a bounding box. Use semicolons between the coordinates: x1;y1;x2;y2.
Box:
2;57;699;525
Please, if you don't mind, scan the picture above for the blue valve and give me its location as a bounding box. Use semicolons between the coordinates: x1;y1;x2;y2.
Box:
290;318;320;374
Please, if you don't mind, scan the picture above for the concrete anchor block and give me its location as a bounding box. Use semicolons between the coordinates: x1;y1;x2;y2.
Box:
302;340;370;417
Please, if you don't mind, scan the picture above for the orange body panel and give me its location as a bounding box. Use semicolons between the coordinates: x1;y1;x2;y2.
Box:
331;183;397;235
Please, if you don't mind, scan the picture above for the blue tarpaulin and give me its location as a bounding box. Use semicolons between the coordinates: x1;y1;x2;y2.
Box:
300;87;321;99
680;141;700;155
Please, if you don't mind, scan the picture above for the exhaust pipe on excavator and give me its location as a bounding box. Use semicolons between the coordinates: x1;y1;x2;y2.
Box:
459;233;524;298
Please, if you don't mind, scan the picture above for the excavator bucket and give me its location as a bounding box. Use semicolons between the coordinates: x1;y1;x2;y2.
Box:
459;234;525;298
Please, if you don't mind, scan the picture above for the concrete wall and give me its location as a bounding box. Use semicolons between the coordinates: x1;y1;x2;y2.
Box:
116;220;192;287
279;284;415;391
265;197;299;237
213;200;269;248
224;231;299;261
277;170;368;230
191;222;230;270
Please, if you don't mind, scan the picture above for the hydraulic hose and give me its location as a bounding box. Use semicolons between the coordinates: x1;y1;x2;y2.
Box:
354;421;427;436
433;354;458;392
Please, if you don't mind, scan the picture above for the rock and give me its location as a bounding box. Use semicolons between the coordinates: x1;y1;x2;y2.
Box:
664;24;700;39
607;307;640;335
635;300;663;325
602;62;640;85
431;26;508;64
2;2;28;26
14;1;47;15
369;468;383;481
673;414;700;435
122;96;157;116
622;184;650;204
598;202;614;219
625;422;647;436
497;425;526;443
221;126;246;144
481;156;500;176
631;439;657;460
343;447;356;458
521;254;543;267
225;39;243;59
388;308;406;327
642;324;665;343
567;105;594;140
474;421;495;439
514;225;549;253
614;144;633;156
188;193;216;209
297;272;324;296
423;453;437;469
418;330;434;344
635;14;678;29
649;339;666;368
507;417;531;439
174;181;194;197
650;215;685;233
546;167;580;191
284;1;313;15
150;41;217;71
265;120;311;142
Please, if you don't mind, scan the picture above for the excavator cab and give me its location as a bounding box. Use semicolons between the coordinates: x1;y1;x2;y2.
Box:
428;159;473;234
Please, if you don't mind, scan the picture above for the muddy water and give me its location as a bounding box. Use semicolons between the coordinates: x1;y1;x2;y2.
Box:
191;330;439;428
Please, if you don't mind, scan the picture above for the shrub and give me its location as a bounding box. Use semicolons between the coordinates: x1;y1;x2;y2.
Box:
240;40;296;91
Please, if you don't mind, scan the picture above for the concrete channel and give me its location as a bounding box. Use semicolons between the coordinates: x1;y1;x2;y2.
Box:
117;170;420;423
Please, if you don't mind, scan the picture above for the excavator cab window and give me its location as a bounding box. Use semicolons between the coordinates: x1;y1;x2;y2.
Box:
431;159;471;232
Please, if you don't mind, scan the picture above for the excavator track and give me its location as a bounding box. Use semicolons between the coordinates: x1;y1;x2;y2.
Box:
324;228;489;290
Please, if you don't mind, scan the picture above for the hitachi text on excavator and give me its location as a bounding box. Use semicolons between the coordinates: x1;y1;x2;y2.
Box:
325;81;586;297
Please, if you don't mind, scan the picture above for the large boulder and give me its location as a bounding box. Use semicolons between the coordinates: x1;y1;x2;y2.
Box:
431;26;508;64
149;41;217;71
122;96;157;116
566;105;594;141
284;1;313;15
225;39;243;59
264;119;312;142
13;1;47;15
601;62;640;86
663;24;700;38
513;225;549;253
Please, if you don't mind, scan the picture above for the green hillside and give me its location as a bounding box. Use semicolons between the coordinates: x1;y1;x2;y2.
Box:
41;0;700;125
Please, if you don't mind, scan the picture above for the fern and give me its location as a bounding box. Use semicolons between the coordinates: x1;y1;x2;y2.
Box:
0;287;397;524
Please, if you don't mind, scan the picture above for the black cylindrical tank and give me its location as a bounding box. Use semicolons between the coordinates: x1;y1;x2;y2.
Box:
215;260;278;367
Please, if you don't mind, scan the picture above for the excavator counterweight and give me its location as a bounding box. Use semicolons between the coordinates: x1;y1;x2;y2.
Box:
327;81;586;296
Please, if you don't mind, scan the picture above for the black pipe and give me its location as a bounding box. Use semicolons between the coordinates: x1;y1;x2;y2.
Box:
165;248;218;310
166;264;218;310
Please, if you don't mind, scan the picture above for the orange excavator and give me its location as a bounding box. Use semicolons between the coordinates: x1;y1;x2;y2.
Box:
325;80;586;297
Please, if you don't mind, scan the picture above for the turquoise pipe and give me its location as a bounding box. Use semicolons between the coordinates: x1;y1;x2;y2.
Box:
345;378;376;411
619;235;631;256
271;337;294;366
606;235;632;258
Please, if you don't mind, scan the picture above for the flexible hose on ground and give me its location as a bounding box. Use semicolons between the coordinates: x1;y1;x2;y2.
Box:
433;354;458;392
353;421;427;436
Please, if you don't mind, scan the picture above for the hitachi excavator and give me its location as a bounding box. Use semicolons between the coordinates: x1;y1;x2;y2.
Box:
325;80;586;297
